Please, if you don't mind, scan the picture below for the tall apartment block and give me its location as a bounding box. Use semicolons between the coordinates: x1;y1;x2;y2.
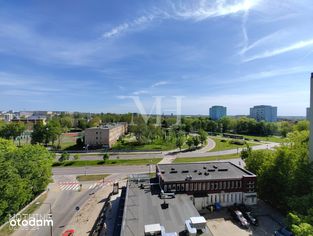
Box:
209;106;227;120
249;105;277;122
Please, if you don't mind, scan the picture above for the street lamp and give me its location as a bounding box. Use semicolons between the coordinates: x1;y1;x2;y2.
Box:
36;202;52;236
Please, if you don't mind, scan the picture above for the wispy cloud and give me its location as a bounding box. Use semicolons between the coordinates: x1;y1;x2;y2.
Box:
151;81;169;88
169;0;261;21
213;66;311;85
102;0;262;39
132;90;149;95
243;38;313;62
102;15;155;38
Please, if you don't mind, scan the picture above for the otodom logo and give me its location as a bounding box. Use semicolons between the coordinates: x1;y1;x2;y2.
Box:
9;214;53;231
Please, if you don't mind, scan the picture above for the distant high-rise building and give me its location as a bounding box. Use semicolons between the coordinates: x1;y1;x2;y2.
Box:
209;106;227;120
250;105;277;122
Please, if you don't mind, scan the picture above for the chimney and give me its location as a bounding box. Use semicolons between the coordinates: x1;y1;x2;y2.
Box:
309;73;313;162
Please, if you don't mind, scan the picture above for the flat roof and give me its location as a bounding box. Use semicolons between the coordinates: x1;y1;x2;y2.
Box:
120;181;201;236
86;122;127;130
157;162;255;182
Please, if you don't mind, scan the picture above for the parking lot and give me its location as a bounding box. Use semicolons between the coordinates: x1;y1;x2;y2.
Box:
200;202;284;236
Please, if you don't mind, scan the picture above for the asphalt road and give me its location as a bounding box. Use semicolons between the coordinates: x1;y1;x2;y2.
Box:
66;141;278;161
52;165;150;176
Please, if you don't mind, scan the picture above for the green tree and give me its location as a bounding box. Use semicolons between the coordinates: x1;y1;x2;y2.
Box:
199;129;208;146
192;136;200;147
59;152;70;162
0;122;26;140
175;132;186;151
31;123;46;144
186;137;194;150
293;120;309;132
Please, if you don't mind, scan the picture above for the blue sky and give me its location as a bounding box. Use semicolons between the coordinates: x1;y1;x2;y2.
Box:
0;0;312;115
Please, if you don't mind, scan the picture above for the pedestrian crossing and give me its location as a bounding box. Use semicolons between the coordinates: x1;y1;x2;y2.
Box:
57;180;114;191
88;181;113;190
58;182;81;191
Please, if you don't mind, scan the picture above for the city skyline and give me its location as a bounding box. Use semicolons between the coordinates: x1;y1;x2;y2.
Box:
0;0;312;115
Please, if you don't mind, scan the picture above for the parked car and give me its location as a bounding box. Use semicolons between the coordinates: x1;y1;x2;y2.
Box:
62;229;75;236
243;211;258;226
230;209;250;228
274;227;293;236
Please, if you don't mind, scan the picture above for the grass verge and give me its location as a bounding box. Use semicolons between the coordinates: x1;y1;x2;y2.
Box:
52;158;162;167
173;154;240;163
209;137;259;152
0;193;47;236
76;174;110;181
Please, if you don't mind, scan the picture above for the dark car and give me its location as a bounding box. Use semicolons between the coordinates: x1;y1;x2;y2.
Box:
274;227;293;236
230;208;250;228
243;211;258;226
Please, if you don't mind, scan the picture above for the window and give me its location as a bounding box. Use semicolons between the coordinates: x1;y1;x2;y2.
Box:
239;181;242;188
215;182;218;190
211;182;214;190
219;182;222;190
194;183;197;191
231;181;234;189
207;182;210;190
190;183;193;191
198;183;202;191
227;181;230;189
202;183;206;190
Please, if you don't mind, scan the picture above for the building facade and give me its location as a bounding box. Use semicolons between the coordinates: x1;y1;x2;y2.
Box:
249;105;277;122
84;122;128;148
209;106;227;120
156;162;257;209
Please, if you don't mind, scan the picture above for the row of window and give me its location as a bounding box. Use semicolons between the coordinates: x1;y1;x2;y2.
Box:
166;180;243;192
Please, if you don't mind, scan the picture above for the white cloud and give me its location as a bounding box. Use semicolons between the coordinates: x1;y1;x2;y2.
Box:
169;0;261;21
132;90;149;95
243;38;313;62
102;15;155;38
215;66;312;85
151;81;169;88
102;0;262;40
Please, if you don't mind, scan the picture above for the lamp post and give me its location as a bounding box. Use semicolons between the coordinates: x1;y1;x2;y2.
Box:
36;202;52;236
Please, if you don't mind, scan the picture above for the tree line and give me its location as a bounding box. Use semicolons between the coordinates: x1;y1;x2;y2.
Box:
0;138;54;225
244;130;313;235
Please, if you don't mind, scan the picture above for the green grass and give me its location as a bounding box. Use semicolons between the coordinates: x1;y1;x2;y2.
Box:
209;137;259;152
0;193;47;236
52;158;162;167
112;140;177;151
76;174;110;181
173;154;240;163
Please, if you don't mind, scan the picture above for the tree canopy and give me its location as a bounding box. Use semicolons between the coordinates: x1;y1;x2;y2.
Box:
245;130;313;235
0;139;54;224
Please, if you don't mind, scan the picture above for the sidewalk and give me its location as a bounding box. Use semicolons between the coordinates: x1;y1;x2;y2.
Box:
63;180;126;236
